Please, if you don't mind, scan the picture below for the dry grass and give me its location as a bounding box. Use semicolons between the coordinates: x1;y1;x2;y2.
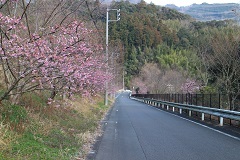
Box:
69;95;103;114
27;112;58;136
70;95;113;160
0;122;17;152
0;90;112;159
0;123;8;146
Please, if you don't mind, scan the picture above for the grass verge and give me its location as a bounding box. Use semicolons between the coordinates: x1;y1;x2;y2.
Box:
0;92;111;160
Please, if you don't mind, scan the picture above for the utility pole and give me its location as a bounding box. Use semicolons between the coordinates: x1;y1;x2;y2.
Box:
105;8;120;106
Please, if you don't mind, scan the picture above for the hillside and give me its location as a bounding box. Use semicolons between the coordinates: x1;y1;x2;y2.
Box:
107;1;194;85
106;1;239;96
166;3;238;21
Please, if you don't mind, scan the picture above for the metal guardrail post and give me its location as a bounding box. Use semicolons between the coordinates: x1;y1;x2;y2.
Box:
189;110;192;117
202;113;205;121
220;117;223;126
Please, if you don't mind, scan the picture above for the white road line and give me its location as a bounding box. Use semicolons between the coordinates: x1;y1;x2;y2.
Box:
115;129;118;140
155;107;240;141
115;94;121;99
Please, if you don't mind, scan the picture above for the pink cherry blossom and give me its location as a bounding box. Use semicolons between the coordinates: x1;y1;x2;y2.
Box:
0;12;110;103
181;79;200;94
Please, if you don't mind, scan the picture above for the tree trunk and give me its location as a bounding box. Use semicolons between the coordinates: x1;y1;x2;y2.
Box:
50;87;57;100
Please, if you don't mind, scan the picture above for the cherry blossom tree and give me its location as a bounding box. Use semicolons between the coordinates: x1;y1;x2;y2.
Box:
0;0;109;104
131;63;187;94
181;79;200;94
131;77;148;94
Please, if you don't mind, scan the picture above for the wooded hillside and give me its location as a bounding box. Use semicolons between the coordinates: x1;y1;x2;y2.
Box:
104;0;239;103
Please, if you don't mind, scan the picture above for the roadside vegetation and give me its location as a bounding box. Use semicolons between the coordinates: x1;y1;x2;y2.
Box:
0;92;110;159
0;1;116;159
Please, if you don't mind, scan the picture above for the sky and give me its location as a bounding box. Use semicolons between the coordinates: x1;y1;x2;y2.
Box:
144;0;240;7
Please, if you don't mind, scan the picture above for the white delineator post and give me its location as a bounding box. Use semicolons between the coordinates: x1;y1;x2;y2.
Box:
220;117;224;126
202;113;205;121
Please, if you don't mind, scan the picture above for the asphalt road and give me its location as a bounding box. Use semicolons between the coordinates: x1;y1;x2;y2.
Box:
94;92;240;160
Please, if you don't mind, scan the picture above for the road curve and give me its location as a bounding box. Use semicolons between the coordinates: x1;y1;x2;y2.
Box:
95;92;240;160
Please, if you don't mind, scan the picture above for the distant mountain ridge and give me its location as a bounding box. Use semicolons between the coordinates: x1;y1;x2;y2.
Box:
103;1;238;21
103;0;141;4
166;3;238;21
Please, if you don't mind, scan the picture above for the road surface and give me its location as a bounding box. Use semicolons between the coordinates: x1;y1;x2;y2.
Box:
94;92;240;160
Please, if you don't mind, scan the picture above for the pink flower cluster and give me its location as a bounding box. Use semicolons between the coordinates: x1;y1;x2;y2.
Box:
181;79;200;94
133;78;148;94
0;13;109;100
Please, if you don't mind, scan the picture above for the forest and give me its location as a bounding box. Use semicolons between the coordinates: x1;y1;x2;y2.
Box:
0;0;239;159
106;1;240;104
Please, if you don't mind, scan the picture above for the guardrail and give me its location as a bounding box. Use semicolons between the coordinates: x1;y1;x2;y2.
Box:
131;97;240;126
132;93;240;111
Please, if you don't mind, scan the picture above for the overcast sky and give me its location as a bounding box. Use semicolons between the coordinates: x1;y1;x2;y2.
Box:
145;0;240;7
